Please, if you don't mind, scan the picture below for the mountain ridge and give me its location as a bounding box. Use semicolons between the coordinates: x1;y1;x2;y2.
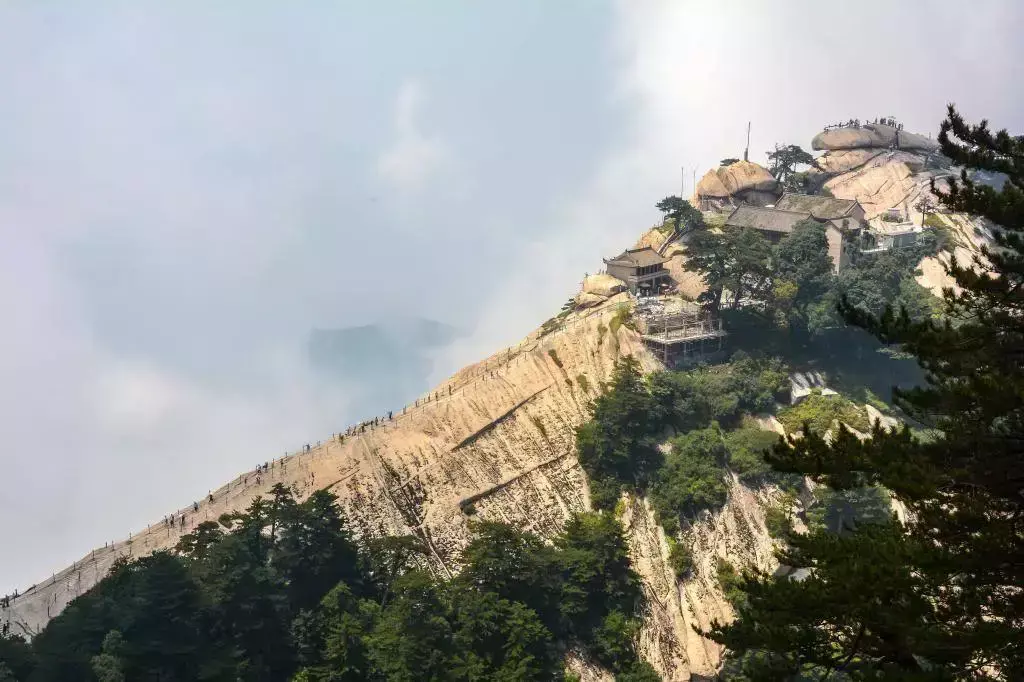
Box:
4;121;992;680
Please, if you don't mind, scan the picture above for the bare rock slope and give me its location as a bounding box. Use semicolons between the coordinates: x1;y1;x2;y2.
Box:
3;292;783;680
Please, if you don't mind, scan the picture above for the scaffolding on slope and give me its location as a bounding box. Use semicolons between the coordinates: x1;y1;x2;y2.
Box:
637;301;727;365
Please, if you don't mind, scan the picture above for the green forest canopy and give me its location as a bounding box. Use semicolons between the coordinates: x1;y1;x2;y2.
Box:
2;485;658;682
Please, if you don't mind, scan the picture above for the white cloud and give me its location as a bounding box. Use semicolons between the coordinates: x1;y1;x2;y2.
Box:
376;81;450;194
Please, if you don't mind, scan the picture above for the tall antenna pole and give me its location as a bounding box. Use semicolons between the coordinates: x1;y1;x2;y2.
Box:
680;165;685;199
743;121;751;162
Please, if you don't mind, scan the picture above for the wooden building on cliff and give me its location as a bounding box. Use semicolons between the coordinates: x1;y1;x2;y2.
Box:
602;247;671;295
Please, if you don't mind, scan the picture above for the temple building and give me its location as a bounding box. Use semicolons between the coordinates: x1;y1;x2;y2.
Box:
603;247;671;295
724;193;867;273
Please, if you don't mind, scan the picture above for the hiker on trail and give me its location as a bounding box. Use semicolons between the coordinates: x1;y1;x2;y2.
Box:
193;502;199;512
448;386;451;396
388;410;392;420
209;493;214;503
180;516;185;528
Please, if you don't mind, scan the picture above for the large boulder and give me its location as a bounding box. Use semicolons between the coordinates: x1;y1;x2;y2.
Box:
817;148;931;176
815;149;885;174
695;168;731;198
582;273;626;298
695;160;780;206
718;160;780;194
812;123;939;153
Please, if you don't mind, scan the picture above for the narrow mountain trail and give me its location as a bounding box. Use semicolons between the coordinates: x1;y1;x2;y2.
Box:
2;296;651;634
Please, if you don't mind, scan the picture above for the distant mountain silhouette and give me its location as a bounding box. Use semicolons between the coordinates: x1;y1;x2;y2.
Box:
307;318;461;416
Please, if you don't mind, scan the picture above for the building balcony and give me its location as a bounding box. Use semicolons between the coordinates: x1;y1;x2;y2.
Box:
626;269;668;285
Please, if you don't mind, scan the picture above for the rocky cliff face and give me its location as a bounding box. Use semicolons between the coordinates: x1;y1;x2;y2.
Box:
3;291;784;680
11;120;975;680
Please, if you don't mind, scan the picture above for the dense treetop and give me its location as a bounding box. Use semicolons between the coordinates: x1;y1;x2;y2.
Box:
3;483;658;681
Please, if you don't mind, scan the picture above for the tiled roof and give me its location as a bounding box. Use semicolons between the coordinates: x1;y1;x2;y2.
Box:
775;193;862;219
724;206;810;234
605;247;667;267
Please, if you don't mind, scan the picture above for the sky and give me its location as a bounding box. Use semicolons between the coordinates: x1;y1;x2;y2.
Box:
1;0;1022;590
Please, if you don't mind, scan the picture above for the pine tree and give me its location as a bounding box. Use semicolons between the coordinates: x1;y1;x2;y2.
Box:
708;107;1024;679
766;144;817;187
772;218;837;334
273;489;363;611
687;226;773;312
656;195;705;234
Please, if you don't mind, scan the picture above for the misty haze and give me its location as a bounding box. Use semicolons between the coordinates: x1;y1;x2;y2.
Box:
1;2;1022;680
